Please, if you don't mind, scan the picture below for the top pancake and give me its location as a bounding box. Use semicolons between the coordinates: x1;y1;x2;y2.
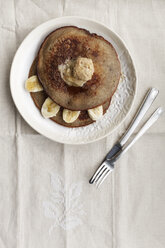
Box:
37;26;121;111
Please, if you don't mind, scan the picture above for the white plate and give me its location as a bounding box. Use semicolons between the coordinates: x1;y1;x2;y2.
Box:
10;16;137;145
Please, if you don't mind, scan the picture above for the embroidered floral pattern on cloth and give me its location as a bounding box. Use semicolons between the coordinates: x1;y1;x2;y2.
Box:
43;173;85;233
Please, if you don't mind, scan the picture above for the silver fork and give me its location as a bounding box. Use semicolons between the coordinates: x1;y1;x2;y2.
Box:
89;88;163;187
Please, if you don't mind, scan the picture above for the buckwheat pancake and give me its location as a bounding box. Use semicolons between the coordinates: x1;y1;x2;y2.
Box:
30;58;111;127
37;26;121;111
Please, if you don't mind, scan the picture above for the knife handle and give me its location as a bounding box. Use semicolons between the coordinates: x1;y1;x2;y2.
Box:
106;143;122;160
119;88;159;146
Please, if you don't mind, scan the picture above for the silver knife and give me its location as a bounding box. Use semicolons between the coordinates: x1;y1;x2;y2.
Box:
89;87;159;184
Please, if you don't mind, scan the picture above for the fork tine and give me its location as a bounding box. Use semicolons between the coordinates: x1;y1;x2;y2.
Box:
96;169;111;188
89;163;106;184
94;166;108;184
95;166;109;186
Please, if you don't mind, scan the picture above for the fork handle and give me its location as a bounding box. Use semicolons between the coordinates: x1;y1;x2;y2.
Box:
119;88;159;146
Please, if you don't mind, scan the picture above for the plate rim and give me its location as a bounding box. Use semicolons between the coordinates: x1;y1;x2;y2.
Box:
10;16;137;145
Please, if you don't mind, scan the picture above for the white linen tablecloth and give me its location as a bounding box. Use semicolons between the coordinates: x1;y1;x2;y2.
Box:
1;0;165;247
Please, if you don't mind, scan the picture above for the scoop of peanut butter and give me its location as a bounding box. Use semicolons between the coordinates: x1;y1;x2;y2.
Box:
73;57;94;82
58;57;94;87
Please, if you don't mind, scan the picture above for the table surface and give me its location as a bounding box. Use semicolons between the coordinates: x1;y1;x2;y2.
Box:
1;0;165;248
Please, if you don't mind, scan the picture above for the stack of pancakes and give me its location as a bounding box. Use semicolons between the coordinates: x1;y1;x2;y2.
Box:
28;26;121;127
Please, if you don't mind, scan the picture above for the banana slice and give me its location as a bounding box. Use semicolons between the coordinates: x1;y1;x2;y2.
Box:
63;109;80;123
88;105;103;121
41;97;60;118
25;75;43;92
